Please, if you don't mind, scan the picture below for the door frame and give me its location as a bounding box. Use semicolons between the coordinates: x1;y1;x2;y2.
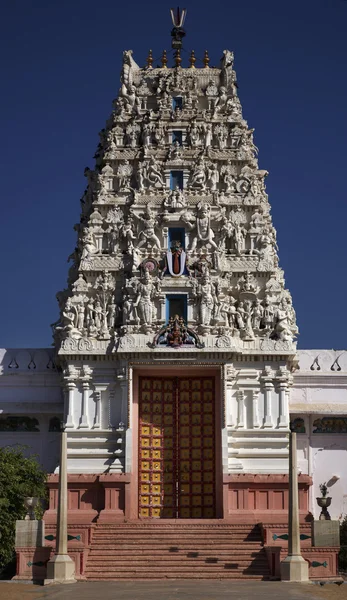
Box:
131;365;223;520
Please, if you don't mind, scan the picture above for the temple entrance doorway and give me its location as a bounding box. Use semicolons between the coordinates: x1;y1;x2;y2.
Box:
138;376;216;518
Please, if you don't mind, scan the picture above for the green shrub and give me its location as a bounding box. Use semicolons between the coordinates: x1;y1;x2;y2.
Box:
0;446;47;570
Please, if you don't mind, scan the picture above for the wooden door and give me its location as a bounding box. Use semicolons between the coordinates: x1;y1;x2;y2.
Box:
138;376;216;518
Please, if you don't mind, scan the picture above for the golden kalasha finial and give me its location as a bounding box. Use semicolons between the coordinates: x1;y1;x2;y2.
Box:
203;50;210;68
146;49;153;69
175;49;182;68
189;50;196;68
161;50;168;68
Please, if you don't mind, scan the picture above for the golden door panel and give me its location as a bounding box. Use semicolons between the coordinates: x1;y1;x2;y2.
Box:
139;376;216;518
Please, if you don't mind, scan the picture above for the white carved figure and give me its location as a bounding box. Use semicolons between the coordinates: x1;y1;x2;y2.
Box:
142;122;152;146
218;212;234;250
154;123;166;145
168;140;183;160
234;222;246;256
189;157;207;190
72;273;89;294
81;229;98;259
117;160;133;191
126;121;140;147
252;299;264;330
106;206;124;254
214;123;228;149
107;300;118;330
122;216;136;251
165;186;185;209
207;163;220;191
220;49;234;89
221;160;236;193
221;294;237;329
187;120;201;148
197;272;217;327
133;269;160;329
203;123;213;148
183;203;218;251
146;157;165;188
62;298;77;333
74;302;86;331
213;86;228;116
134;206;161;249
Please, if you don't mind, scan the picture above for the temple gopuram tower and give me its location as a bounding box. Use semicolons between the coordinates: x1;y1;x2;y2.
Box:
53;11;299;522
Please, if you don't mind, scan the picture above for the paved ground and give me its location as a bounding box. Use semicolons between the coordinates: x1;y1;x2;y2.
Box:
0;581;346;600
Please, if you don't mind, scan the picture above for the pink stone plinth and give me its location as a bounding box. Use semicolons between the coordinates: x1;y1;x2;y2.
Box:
223;474;312;523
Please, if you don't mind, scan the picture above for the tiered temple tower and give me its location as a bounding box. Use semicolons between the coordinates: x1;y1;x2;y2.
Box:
52;18;299;521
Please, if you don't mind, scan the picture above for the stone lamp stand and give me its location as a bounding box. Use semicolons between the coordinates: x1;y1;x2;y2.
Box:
317;497;332;520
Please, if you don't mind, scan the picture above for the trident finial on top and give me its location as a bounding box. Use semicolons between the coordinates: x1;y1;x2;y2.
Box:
170;7;187;50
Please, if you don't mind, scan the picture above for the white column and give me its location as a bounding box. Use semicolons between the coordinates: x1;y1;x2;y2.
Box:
280;432;309;581
79;380;89;428
236;390;245;428
65;382;75;429
263;381;273;428
45;430;76;584
252;390;260;428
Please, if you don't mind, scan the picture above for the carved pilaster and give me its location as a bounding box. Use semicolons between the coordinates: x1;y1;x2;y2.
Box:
261;367;274;428
236;390;245;428
79;366;92;429
252;390;260;428
93;390;101;429
65;381;76;429
276;366;290;428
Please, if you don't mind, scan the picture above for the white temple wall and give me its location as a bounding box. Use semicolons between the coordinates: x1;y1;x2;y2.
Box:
291;350;347;520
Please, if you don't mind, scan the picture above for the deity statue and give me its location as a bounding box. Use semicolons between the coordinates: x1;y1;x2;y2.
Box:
187;120;201;148
189;157;207;190
81;229;98;259
220;49;234;90
142;122;152;146
234;222;246;256
207;163;220;191
214;123;228;150
221;295;237;329
105;207;124;254
122;216;136;252
203;123;213;148
164;186;185;209
252;299;264;330
146;157;165;188
183;203;218;251
221;160;236;193
197;272;218;327
133;269;160;329
62;298;77;333
117;160;133;191
134;206;161;249
274;298;294;341
218;212;234;251
107;300;118;330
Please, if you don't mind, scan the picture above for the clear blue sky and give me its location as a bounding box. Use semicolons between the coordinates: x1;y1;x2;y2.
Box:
0;0;346;349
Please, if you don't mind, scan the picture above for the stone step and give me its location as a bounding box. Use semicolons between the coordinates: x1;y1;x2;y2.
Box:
88;548;263;555
92;533;262;540
86;560;268;569
86;574;266;580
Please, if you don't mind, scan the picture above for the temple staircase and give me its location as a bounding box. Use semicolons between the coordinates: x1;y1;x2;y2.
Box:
85;523;270;580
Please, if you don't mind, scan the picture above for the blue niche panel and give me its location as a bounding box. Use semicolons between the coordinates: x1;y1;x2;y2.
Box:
172;130;183;145
166;294;187;322
170;170;183;190
172;96;183;110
